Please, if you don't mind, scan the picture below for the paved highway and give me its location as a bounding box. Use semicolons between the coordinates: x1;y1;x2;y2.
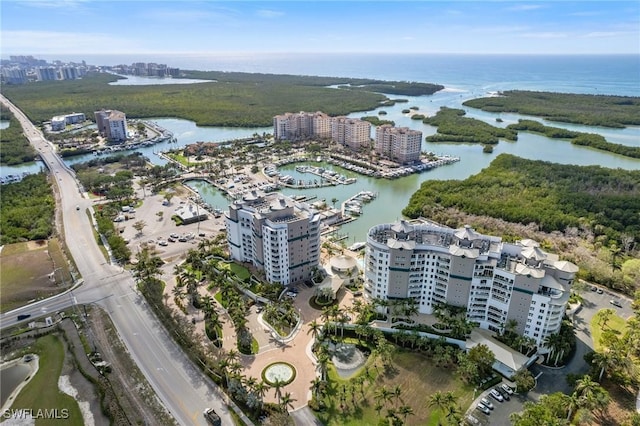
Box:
0;95;243;426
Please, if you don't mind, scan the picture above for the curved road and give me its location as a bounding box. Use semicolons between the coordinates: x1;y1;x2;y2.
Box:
0;95;246;426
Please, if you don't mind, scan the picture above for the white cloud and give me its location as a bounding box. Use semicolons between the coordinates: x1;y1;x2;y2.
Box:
18;0;88;8
506;4;544;12
519;32;568;39
1;30;148;54
583;31;635;38
256;9;284;19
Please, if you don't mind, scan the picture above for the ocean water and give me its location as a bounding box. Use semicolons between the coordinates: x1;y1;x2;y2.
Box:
76;53;640;96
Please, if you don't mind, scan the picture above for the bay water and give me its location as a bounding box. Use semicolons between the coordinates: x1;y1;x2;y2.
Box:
3;54;639;241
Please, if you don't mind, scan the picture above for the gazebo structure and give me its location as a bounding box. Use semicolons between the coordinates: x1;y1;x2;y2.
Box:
316;254;360;300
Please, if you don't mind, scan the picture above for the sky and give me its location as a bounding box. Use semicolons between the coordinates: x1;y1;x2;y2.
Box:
1;0;639;58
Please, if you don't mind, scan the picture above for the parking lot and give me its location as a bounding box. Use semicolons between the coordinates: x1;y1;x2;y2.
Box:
118;189;227;260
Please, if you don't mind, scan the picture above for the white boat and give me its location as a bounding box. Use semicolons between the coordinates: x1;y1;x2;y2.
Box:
348;242;366;251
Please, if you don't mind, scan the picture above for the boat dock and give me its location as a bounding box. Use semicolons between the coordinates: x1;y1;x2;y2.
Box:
340;190;377;217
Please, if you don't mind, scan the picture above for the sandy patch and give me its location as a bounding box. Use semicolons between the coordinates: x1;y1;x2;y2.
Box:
58;375;95;426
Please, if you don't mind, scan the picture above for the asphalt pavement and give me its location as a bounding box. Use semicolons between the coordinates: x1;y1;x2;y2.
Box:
0;94;246;426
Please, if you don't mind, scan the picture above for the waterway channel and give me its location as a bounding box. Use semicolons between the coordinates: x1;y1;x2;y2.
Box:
3;81;639;242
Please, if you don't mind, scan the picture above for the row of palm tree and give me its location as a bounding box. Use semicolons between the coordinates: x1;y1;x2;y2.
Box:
373;385;414;425
542;318;575;366
428;390;462;426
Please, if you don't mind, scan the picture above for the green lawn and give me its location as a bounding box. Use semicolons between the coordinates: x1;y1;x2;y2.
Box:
590;309;629;351
8;334;84;425
217;261;251;281
316;349;473;426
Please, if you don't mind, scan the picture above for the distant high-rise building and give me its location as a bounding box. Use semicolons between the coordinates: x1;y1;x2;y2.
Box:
94;109;128;142
36;66;58;81
60;67;79;80
226;191;321;285
273;111;371;149
1;67;28;84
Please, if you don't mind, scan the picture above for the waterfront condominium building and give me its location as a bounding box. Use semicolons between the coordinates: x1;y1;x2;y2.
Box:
374;125;422;164
226;191;321;286
273;111;331;140
331;117;372;150
94;109;128;142
364;220;578;351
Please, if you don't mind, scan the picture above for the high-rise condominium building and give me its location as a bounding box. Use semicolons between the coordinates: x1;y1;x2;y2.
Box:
331;117;372;150
375;125;422;164
364;220;578;351
226;191;321;285
94;109;128;142
273;111;331;141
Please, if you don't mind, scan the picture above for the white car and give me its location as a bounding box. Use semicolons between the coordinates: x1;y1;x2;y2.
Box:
476;403;490;415
489;389;504;402
480;397;494;410
501;383;514;395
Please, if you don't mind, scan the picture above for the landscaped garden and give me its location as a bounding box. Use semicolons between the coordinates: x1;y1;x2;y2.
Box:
313;348;474;426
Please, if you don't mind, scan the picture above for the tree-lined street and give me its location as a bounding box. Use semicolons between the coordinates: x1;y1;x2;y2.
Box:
0;94;241;426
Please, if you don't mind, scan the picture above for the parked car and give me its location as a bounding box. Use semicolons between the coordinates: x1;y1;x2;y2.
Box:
158;240;168;246
501;383;514;395
591;286;597;292
489;389;504;402
167;237;176;242
170;233;179;239
597;288;604;294
610;299;622;308
476;403;491;415
480;397;494;410
496;387;511;400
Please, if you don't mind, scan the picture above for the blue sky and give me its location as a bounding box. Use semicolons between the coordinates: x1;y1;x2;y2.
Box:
2;1;639;56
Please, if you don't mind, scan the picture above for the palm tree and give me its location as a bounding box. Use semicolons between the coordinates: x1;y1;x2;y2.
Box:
280;392;296;413
399;405;415;423
310;377;324;399
444;404;462;426
592;351;614;381
172;286;185;300
574;375;599;402
374;386;392;409
565;392;581;421
428;391;447;414
543;333;563;364
254;381;269;411
307;320;323;343
272;379;285;404
391;384;402;407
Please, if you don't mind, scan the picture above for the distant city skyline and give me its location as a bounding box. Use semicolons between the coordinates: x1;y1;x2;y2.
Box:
1;1;639;59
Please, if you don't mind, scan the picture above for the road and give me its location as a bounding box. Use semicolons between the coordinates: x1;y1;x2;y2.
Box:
0;95;244;426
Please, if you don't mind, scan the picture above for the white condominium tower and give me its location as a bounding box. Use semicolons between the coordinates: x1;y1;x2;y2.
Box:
375;124;422;164
226;191;321;286
94;109;128;142
364;220;578;351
